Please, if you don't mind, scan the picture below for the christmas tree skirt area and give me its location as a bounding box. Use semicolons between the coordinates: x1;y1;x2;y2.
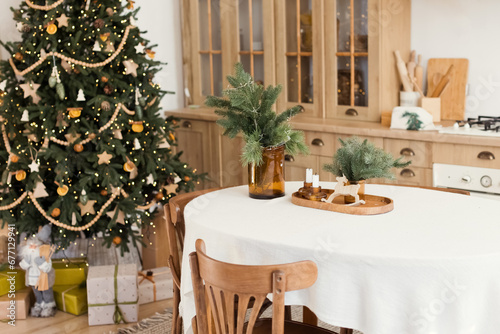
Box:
0;299;172;333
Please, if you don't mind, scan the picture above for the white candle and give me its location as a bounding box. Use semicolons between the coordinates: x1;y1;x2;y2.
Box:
306;168;313;183
312;174;319;188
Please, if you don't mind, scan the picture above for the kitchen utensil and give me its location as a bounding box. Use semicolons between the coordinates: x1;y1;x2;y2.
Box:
427;58;469;120
430;64;454;97
414;54;423;92
394;50;413;92
412;77;424;97
407;50;416;86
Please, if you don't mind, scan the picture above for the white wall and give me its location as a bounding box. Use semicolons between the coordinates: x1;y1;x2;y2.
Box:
2;1;500;118
0;0;184;112
412;0;500;118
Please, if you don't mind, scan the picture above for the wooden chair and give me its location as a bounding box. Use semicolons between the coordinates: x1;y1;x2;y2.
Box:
165;188;223;334
189;239;341;334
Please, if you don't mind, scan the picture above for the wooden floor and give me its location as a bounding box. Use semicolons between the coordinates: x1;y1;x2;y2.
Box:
0;299;173;334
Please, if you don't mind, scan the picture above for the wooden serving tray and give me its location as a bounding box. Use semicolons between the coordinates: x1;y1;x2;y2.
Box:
291;189;393;215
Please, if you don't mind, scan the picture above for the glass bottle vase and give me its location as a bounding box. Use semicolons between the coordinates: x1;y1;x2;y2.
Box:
248;145;285;199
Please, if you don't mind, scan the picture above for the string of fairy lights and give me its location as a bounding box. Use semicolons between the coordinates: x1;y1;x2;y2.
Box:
0;0;177;248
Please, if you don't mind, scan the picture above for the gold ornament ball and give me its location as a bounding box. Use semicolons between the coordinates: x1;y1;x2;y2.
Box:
184;176;191;182
14;52;23;61
100;189;108;196
57;185;69;196
74;144;84;152
68;108;82;118
131;122;144;133
10;155;19;163
51;208;61;218
155;192;164;201
15;170;26;181
101;76;109;83
112;236;122;245
123;161;135;172
47;23;58;35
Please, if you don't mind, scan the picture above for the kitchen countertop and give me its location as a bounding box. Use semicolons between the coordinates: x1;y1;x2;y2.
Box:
165;107;500;147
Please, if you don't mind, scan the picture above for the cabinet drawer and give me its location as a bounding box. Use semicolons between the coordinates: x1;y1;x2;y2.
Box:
385;167;433;187
303;131;336;157
384;139;432;168
433;144;500;169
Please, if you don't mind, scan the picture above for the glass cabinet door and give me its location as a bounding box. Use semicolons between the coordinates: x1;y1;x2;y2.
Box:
276;0;322;118
198;0;223;97
325;0;379;121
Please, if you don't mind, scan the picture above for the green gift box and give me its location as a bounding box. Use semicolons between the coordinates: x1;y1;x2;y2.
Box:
53;284;88;315
53;259;88;286
0;269;26;297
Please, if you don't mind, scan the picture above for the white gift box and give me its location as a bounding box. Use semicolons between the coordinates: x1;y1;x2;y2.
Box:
87;264;138;326
138;267;173;305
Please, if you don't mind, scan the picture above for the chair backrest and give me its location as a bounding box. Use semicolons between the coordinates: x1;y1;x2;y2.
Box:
165;188;223;287
372;183;470;196
189;239;318;334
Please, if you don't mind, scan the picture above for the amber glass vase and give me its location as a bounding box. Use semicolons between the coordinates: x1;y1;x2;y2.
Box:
344;180;366;204
248;145;285;199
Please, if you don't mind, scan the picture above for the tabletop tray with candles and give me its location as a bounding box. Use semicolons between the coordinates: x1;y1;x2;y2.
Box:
291;190;393;215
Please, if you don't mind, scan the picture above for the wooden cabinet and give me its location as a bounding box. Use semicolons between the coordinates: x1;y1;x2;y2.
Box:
181;0;411;122
215;130;248;187
174;119;218;190
285;154;318;181
433;143;500;169
324;0;411;121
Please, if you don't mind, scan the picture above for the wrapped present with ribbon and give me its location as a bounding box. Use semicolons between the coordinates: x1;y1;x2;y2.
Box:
0;287;33;320
52;258;88;286
53;284;88;315
87;264;138;326
0;268;26;297
138;267;173;305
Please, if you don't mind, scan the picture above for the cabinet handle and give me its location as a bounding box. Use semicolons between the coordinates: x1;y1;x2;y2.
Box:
400;148;415;156
400;168;415;178
345;108;358;116
182;121;192;129
477;151;495;160
285;155;295;162
311;138;324;147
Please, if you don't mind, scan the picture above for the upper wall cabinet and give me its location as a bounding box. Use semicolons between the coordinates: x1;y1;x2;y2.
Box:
181;0;411;121
325;0;411;121
182;0;275;106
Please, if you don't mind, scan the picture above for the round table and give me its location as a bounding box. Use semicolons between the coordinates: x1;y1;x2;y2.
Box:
179;182;500;334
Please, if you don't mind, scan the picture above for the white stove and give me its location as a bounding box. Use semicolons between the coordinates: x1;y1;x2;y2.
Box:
433;163;500;200
438;116;500;137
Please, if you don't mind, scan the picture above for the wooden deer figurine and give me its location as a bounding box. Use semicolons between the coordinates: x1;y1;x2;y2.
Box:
322;175;366;206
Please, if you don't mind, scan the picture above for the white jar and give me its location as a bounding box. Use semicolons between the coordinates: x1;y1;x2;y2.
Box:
400;91;421;107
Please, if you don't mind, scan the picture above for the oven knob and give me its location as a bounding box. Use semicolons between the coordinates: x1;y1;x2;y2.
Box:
480;175;492;188
461;176;471;183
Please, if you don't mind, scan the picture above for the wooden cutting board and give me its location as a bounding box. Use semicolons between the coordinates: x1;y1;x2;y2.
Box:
427;58;469;120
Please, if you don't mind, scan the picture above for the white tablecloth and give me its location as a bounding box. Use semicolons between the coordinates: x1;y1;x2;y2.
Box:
180;182;500;334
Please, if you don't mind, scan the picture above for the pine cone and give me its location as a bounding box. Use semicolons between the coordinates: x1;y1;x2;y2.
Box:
101;101;111;111
94;19;105;29
103;85;113;95
22;24;31;33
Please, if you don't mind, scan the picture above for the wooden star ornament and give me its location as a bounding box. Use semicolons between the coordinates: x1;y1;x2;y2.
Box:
106;207;125;225
56;14;69;27
97;151;113;165
28;161;40;173
19;82;41;103
135;44;145;54
78;200;96;215
65;133;81;144
123;60;139;77
164;183;178;195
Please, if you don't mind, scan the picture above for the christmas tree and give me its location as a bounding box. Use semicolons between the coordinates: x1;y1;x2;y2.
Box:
0;0;200;253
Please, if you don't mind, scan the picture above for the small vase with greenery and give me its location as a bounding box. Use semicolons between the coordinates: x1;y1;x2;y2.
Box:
206;63;309;199
323;137;411;201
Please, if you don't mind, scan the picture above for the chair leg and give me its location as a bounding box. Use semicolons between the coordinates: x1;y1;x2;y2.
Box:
340;328;353;334
172;286;180;334
302;306;318;326
284;305;292;320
